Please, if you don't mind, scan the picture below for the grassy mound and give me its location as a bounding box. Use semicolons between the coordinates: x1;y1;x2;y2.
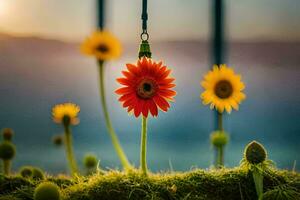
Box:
0;168;299;200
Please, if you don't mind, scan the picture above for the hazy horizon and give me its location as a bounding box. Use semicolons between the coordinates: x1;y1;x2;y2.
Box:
2;31;300;44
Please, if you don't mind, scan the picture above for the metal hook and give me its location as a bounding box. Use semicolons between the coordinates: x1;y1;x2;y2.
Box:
140;31;149;41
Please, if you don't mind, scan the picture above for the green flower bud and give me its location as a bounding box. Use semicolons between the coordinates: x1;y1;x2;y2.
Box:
19;166;33;178
0;142;16;160
34;182;61;200
1;128;14;141
84;154;98;169
244;141;267;164
210;131;229;148
52;135;63;146
32;167;45;180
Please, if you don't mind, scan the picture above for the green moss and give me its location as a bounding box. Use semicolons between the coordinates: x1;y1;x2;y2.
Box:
0;168;299;200
0;174;33;195
262;184;300;200
47;175;74;189
0;195;22;200
64;168;300;200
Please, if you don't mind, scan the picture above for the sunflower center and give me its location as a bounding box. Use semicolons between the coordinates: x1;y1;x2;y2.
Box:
214;80;233;99
96;44;109;53
137;79;157;99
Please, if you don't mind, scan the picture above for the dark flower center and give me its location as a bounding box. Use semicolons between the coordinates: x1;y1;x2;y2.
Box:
214;80;233;99
137;79;157;99
96;44;109;53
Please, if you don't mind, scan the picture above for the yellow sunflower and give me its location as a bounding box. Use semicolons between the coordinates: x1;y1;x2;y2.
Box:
201;64;246;113
81;30;122;61
52;103;80;125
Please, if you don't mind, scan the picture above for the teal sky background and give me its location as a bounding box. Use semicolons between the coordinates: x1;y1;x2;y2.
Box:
0;0;299;42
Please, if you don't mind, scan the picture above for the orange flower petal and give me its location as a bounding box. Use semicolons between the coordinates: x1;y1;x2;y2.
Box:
126;63;139;75
116;78;132;86
149;100;158;116
153;96;170;111
115;87;133;95
142;100;150;118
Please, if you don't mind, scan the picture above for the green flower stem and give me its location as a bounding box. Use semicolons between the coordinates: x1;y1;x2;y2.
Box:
253;167;264;199
3;160;11;175
97;60;131;170
217;112;224;167
217;145;224;167
218;112;223;131
140;116;148;175
64;125;78;176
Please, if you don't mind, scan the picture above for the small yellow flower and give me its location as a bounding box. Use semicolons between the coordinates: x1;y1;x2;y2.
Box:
81;30;122;61
201;64;246;113
52;103;80;125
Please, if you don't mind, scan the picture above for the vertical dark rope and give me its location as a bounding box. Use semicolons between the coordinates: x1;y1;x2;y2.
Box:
141;0;148;32
211;0;225;130
139;0;151;58
97;0;105;29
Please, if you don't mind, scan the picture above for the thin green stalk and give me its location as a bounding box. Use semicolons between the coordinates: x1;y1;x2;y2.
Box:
97;60;131;170
253;167;264;199
3;160;11;175
217;112;224;167
140;116;148;175
218;112;223;131
64;125;78;176
217;146;224;167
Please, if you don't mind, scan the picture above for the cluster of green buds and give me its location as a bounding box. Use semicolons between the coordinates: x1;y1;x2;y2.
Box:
210;130;229;167
0;128;16;175
83;153;99;175
19;166;45;180
241;141;269;200
34;182;61;200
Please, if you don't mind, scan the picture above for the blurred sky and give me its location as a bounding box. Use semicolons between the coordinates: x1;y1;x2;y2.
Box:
0;0;299;42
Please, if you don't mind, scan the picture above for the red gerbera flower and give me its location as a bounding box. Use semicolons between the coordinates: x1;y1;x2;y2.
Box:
116;57;176;118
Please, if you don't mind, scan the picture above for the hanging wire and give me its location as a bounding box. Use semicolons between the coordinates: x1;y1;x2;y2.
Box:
97;0;105;29
141;0;149;41
138;0;152;58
